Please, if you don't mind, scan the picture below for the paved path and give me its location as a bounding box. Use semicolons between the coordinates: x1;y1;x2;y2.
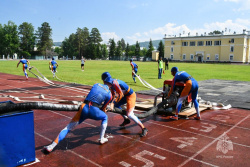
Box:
137;79;250;110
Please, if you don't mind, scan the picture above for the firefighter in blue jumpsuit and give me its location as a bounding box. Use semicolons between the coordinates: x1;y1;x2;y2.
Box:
17;57;30;80
168;67;201;120
44;83;113;153
49;57;58;78
130;59;138;83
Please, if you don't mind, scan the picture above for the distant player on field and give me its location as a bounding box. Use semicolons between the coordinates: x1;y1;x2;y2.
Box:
130;58;138;83
17;56;30;80
49;57;58;78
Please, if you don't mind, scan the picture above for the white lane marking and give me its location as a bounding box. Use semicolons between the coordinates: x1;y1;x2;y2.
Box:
120;135;218;167
148;121;250;148
178;115;250;167
35;131;102;167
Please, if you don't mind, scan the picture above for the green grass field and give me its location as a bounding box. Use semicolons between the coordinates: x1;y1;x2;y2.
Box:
0;60;249;92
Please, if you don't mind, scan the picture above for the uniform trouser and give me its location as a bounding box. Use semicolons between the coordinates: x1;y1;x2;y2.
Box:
23;64;28;77
54;103;108;144
158;68;163;79
114;92;142;125
176;79;199;116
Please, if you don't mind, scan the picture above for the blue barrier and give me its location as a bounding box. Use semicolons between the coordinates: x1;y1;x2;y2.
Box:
0;101;35;167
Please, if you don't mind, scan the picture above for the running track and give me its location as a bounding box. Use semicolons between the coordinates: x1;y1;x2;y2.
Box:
0;73;249;167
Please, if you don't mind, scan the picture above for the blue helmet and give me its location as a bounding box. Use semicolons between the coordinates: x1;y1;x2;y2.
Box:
52;57;54;60
171;67;179;72
101;72;111;81
130;58;133;62
104;76;113;84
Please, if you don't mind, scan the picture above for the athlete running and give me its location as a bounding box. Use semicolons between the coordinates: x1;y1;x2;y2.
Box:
17;56;30;80
49;57;58;78
168;67;201;120
102;72;148;137
130;59;138;83
44;83;113;153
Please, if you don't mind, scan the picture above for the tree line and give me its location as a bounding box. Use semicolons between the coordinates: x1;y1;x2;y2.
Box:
0;21;53;58
0;20;165;60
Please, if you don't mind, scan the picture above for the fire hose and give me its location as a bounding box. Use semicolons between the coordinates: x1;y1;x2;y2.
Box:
0;93;178;119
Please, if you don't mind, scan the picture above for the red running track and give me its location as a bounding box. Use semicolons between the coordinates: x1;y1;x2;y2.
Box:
0;73;249;167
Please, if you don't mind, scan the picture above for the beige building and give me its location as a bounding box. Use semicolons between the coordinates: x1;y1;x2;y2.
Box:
164;30;250;63
152;50;159;61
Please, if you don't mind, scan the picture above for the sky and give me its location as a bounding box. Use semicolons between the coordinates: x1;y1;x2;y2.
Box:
0;0;250;45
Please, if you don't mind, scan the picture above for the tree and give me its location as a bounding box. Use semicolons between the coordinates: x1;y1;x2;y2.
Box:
140;48;147;57
135;41;140;59
109;38;116;60
157;40;164;59
101;44;108;59
54;47;62;56
2;21;19;58
36;22;53;58
115;40;122;60
146;38;154;58
208;30;221;35
18;22;36;57
75;27;84;59
82;27;89;58
125;43;130;60
89;28;102;44
61;33;77;59
0;24;4;56
121;38;126;51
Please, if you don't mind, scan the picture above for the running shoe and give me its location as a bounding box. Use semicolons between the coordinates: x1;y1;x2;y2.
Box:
170;115;178;120
99;138;108;144
194;116;201;120
119;119;131;127
140;128;148;137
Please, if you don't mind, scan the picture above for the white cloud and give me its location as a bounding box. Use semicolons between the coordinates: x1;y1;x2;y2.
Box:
125;19;250;44
101;32;120;44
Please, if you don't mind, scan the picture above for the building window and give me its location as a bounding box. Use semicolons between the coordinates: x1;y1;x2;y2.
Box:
190;41;196;46
229;55;234;61
215;54;219;60
206;55;210;60
183;54;186;60
170;54;174;59
198;41;204;46
229;38;234;43
171;46;174;52
230;46;234;52
206;41;212;46
182;42;188;46
214;41;221;46
190;54;194;60
171;41;175;45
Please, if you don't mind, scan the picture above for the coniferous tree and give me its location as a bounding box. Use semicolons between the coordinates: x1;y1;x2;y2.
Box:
109;38;116;60
135;41;140;59
18;22;36;57
121;38;126;51
125;43;130;60
36;22;53;58
116;40;122;60
157;40;164;58
146;38;154;58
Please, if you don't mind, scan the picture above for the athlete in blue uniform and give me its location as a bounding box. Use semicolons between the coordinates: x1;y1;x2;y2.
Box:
130;59;138;83
17;57;30;80
168;67;201;120
44;83;113;153
102;72;148;137
49;57;58;78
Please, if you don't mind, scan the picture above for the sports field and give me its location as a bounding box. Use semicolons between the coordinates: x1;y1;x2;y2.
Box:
0;60;249;91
